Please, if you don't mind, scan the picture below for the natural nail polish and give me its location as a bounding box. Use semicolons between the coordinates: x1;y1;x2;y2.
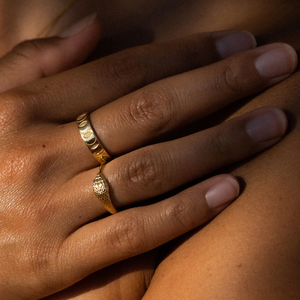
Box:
246;108;287;143
60;13;97;38
206;177;240;209
216;31;256;59
255;45;297;80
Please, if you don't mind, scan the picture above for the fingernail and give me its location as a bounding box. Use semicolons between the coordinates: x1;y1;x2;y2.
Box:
246;108;287;143
59;13;97;38
206;177;240;209
255;44;297;80
216;31;256;59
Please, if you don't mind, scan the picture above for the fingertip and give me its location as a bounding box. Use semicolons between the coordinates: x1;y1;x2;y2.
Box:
42;14;101;74
255;43;298;83
59;13;99;38
205;175;240;209
280;43;298;73
245;107;288;144
216;30;257;59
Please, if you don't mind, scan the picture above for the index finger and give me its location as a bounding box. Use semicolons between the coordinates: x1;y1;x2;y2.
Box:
6;30;255;121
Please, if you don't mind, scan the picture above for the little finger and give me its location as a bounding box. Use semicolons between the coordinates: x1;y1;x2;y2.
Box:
57;174;240;287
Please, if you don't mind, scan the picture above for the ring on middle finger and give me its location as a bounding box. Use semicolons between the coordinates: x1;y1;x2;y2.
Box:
76;112;111;165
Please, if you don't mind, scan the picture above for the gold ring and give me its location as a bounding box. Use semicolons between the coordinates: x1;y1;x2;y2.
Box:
93;165;117;214
76;113;111;165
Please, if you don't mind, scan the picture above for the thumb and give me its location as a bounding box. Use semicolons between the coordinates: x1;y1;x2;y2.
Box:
0;14;100;93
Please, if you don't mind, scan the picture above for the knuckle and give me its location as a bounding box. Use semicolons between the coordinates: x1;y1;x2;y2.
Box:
0;93;31;134
1;148;41;184
1;151;30;183
0;98;58;186
165;197;193;230
110;214;146;255
127;84;174;135
123;148;165;193
9;38;61;79
0;141;58;186
217;62;243;95
205;130;230;159
100;48;147;94
28;246;54;277
11;40;44;63
22;242;60;291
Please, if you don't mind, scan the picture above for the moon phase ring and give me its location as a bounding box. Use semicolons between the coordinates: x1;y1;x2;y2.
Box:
76;113;111;165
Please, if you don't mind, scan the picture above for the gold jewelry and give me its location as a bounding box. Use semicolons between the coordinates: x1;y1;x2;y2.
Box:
93;165;117;214
76;113;111;165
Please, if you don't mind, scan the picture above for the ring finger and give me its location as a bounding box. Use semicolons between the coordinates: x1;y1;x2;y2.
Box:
64;106;287;223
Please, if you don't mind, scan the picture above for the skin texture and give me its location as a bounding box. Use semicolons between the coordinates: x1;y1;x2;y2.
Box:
2;22;296;300
0;1;300;299
143;74;300;300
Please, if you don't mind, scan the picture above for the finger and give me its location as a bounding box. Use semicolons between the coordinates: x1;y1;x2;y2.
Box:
55;42;296;170
7;30;256;120
64;106;286;223
105;107;286;205
0;14;100;92
58;174;240;285
87;43;297;156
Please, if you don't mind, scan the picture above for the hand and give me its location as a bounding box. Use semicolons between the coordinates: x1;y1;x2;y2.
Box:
141;61;300;300
0;17;297;299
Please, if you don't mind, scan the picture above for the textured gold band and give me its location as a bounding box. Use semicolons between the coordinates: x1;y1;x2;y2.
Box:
76;113;111;165
93;165;117;214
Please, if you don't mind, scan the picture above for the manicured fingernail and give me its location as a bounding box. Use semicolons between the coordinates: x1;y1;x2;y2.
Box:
255;44;297;80
206;177;240;209
246;108;287;143
60;13;97;38
216;31;256;59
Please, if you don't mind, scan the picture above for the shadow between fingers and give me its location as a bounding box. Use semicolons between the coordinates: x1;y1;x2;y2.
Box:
42;250;158;300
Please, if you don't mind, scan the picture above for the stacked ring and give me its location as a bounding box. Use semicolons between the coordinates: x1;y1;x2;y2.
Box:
76;112;117;215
